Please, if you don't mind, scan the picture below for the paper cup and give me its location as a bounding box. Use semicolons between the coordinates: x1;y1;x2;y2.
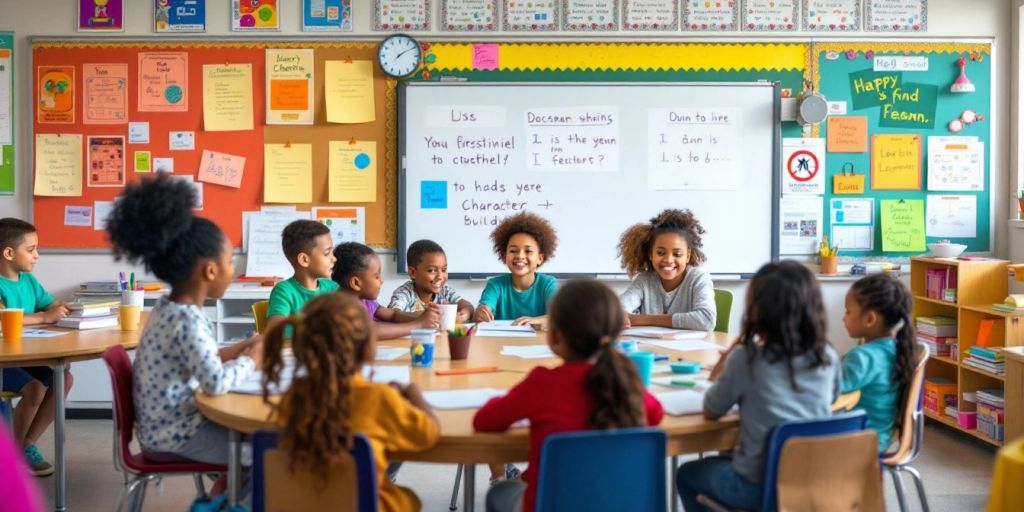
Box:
439;304;458;331
1;308;23;343
121;290;145;307
119;305;141;331
410;328;436;368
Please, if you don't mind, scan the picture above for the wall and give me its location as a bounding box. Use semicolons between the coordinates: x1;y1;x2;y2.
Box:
0;0;1014;403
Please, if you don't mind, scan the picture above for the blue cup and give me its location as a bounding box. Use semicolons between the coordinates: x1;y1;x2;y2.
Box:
410;329;437;368
617;340;638;353
628;351;655;387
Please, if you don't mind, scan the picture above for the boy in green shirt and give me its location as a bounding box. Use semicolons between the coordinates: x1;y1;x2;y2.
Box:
267;220;339;326
0;218;73;476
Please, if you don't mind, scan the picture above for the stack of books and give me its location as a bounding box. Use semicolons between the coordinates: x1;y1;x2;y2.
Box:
56;299;119;330
918;333;956;357
917;316;957;338
963;346;1005;376
76;281;162;300
977;389;1005;442
925;267;957;301
992;294;1024;314
944;395;959;419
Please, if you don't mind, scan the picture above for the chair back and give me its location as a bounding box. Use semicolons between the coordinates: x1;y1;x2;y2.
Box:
776;430;884;511
713;289;733;333
102;345;137;462
535;428;666;512
252;430;378;512
882;342;929;465
759;410;868;512
252;301;270;335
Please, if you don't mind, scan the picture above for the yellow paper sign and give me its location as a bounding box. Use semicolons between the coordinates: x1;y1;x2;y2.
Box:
826;116;867;153
833;173;865;194
325;60;375;124
264;144;312;203
880;199;926;252
871;134;921;190
34;134;83;196
329;140;377;202
202;64;254;132
134;151;151;172
266;49;314;125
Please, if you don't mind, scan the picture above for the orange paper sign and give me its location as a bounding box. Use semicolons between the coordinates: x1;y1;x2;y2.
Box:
826;116;868;153
37;65;75;124
197;150;246;188
269;79;309;111
138;52;188;112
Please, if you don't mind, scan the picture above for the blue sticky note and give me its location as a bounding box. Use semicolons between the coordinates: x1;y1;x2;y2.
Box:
421;181;448;209
836;211;845;222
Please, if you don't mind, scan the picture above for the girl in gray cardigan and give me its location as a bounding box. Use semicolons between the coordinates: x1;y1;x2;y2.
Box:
617;209;716;331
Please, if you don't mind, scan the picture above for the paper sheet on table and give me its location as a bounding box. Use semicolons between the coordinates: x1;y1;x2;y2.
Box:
375;347;407;361
638;339;723;352
21;329;69;338
656;390;707;416
500;345;556;359
477;320;537;337
621;327;708;340
362;365;410;385
423;388;505;410
232;367;294;396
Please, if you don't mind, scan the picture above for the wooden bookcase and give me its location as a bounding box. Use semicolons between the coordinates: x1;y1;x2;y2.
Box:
910;257;1019;446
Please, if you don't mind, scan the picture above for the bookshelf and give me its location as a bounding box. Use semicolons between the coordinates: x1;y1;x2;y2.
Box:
911;257;1015;447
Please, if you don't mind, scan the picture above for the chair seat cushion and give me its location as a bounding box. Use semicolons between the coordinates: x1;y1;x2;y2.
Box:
122;451;226;474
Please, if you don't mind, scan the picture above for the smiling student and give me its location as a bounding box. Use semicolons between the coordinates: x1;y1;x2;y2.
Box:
617;209;716;331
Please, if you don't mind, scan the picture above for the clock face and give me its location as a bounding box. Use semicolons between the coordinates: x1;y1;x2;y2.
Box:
378;35;422;79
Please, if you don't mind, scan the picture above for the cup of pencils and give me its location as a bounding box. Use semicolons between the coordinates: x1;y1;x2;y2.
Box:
819;237;839;275
120;272;144;307
447;324;474;361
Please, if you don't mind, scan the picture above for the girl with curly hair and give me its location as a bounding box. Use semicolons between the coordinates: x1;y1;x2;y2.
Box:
617;209;716;331
475;279;664;512
262;292;439;511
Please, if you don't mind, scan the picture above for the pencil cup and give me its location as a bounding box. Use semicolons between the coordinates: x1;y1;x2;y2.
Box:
628;351;655;387
439;304;458;331
121;290;144;308
119;305;141;331
1;308;24;343
820;255;839;275
448;333;472;360
410;329;436;368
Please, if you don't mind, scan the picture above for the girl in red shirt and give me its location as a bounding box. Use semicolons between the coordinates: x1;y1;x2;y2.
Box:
474;278;664;512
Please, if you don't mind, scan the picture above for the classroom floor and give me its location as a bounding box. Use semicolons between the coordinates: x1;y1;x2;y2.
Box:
32;420;994;511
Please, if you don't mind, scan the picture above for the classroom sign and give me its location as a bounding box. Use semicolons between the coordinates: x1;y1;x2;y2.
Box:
782;138;825;195
848;67;936;129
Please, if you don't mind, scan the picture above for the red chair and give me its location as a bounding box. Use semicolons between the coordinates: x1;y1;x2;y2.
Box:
102;345;227;512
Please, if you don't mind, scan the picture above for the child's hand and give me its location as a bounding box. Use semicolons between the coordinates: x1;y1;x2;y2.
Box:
622;315;632;328
418;304;441;328
511;316;545;329
43;305;70;323
709;339;741;381
243;337;264;368
475;305;494;323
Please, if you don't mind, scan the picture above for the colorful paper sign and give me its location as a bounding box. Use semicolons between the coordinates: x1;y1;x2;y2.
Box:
34;134;82;197
169;131;195;150
442;0;498;30
865;0;927;32
155;0;206;33
232;0;280;31
79;0;124;31
472;44;500;70
37;66;75;124
803;0;861;31
742;0;798;31
87;136;125;187
927;137;984;191
329;140;377;202
624;0;678;30
683;0;739;31
782;138;826;195
375;0;431;30
325;60;376;124
202;63;254;131
302;0;353;31
0;39;12;196
878;82;937;129
134;151;151;172
848;69;901;110
312;206;366;244
826;116;868;153
264;144;313;203
138;52;188;112
563;0;619;31
871;134;921;190
880;199;925;252
197;150;246;188
266;49;315;125
83;63;128;124
64;206;93;227
504;0;559;31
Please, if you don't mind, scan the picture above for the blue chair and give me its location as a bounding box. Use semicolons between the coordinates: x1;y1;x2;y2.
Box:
535;428;666;512
696;410;868;512
252;430;378;512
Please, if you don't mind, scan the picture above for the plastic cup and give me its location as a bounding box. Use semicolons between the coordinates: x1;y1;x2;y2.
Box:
628;351;655;387
121;290;145;307
448;334;472;360
410;328;436;368
438;304;458;331
617;340;638;353
1;308;23;343
119;305;141;331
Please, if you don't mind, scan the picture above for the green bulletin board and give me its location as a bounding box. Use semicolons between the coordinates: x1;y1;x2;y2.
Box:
816;42;992;256
0;33;12;195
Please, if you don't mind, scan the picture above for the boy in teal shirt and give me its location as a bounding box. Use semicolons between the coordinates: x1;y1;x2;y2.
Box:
475;212;559;327
267;220;339;325
0;218;73;476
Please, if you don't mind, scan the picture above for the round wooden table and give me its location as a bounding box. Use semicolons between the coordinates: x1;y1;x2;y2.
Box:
0;319;143;512
197;330;740;511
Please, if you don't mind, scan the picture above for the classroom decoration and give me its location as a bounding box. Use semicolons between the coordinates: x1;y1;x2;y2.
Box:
682;1;738;31
266;49;315;125
442;0;498;31
880;199;925;252
926;136;983;191
154;0;206;33
826;116;867;152
802;0;860;31
83;64;128;124
0;33;13;195
871;134;921;190
79;0;124;32
37;66;75;124
865;0;927;32
86;136;125;187
783;138;826;195
950;57;975;93
375;0;431;31
504;0;559;31
231;0;280;31
742;0;798;31
34;134;83;196
563;0;619;31
201;64;254;132
302;0;353;32
138;52;188;112
623;0;678;30
832;163;865;195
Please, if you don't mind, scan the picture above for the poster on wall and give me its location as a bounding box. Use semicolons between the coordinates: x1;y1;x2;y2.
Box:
741;0;798;31
441;0;498;31
79;0;125;31
0;35;14;195
375;0;431;30
563;0;619;31
231;0;280;31
155;0;206;33
83;63;128;125
266;49;315;125
865;0;926;32
782;138;826;195
138;52;188;112
302;0;353;32
623;0;678;30
683;1;738;31
504;0;559;31
802;0;860;31
87;136;126;188
37;66;75;124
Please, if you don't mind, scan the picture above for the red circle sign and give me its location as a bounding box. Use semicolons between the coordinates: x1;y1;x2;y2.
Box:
787;150;819;183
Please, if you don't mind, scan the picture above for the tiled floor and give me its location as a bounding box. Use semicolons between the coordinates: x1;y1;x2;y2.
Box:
31;420;995;511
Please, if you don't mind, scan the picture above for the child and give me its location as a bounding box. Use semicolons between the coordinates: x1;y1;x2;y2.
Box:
332;242;439;340
106;174;261;465
475;279;664;512
841;273;918;453
388;239;473;322
261;292;439;511
474;212;558;327
617;209;716;331
267;219;338;324
676;261;840;511
0;218;73;476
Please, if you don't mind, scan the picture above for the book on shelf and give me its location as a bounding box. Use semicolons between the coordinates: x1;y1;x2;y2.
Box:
916;320;957;338
977;389;1005;407
962;358;1005;375
55;315;119;330
968;346;1005;362
991;304;1024;314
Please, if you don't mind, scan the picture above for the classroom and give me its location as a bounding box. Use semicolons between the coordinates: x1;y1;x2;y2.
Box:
0;0;1021;511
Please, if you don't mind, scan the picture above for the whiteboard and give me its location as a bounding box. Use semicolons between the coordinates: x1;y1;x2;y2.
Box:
398;82;780;277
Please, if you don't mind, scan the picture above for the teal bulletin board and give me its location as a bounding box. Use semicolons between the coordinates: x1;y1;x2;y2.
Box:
816;42;992;257
0;33;12;195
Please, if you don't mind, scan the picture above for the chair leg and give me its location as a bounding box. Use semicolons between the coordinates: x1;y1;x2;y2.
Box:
449;464;464;511
903;466;930;512
129;478;150;512
888;467;910;512
671;456;680;512
193;473;209;500
112;481;131;512
119;477;147;512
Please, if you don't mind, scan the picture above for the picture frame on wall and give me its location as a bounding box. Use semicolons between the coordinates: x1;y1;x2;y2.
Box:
441;0;498;31
802;0;860;31
154;0;206;33
865;0;927;32
683;1;739;31
302;0;353;32
78;0;125;32
231;0;281;32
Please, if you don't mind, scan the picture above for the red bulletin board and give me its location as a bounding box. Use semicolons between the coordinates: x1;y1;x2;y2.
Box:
31;40;396;249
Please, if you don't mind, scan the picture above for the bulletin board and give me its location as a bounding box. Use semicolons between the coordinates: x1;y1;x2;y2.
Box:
30;39;396;250
815;42;992;257
0;32;13;195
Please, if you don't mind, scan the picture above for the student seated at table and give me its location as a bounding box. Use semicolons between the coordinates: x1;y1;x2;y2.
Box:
388;239;474;322
261;292;439;512
474;279;665;512
0;218;73;476
332;242;439;340
473;212;558;328
675;261;840;511
106;175;261;471
266;220;339;325
617;209;715;331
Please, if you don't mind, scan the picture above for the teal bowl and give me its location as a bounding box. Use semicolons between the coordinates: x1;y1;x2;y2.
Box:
670;361;701;374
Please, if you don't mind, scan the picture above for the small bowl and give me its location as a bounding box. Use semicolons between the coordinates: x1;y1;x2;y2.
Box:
928;243;967;258
670;361;702;374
